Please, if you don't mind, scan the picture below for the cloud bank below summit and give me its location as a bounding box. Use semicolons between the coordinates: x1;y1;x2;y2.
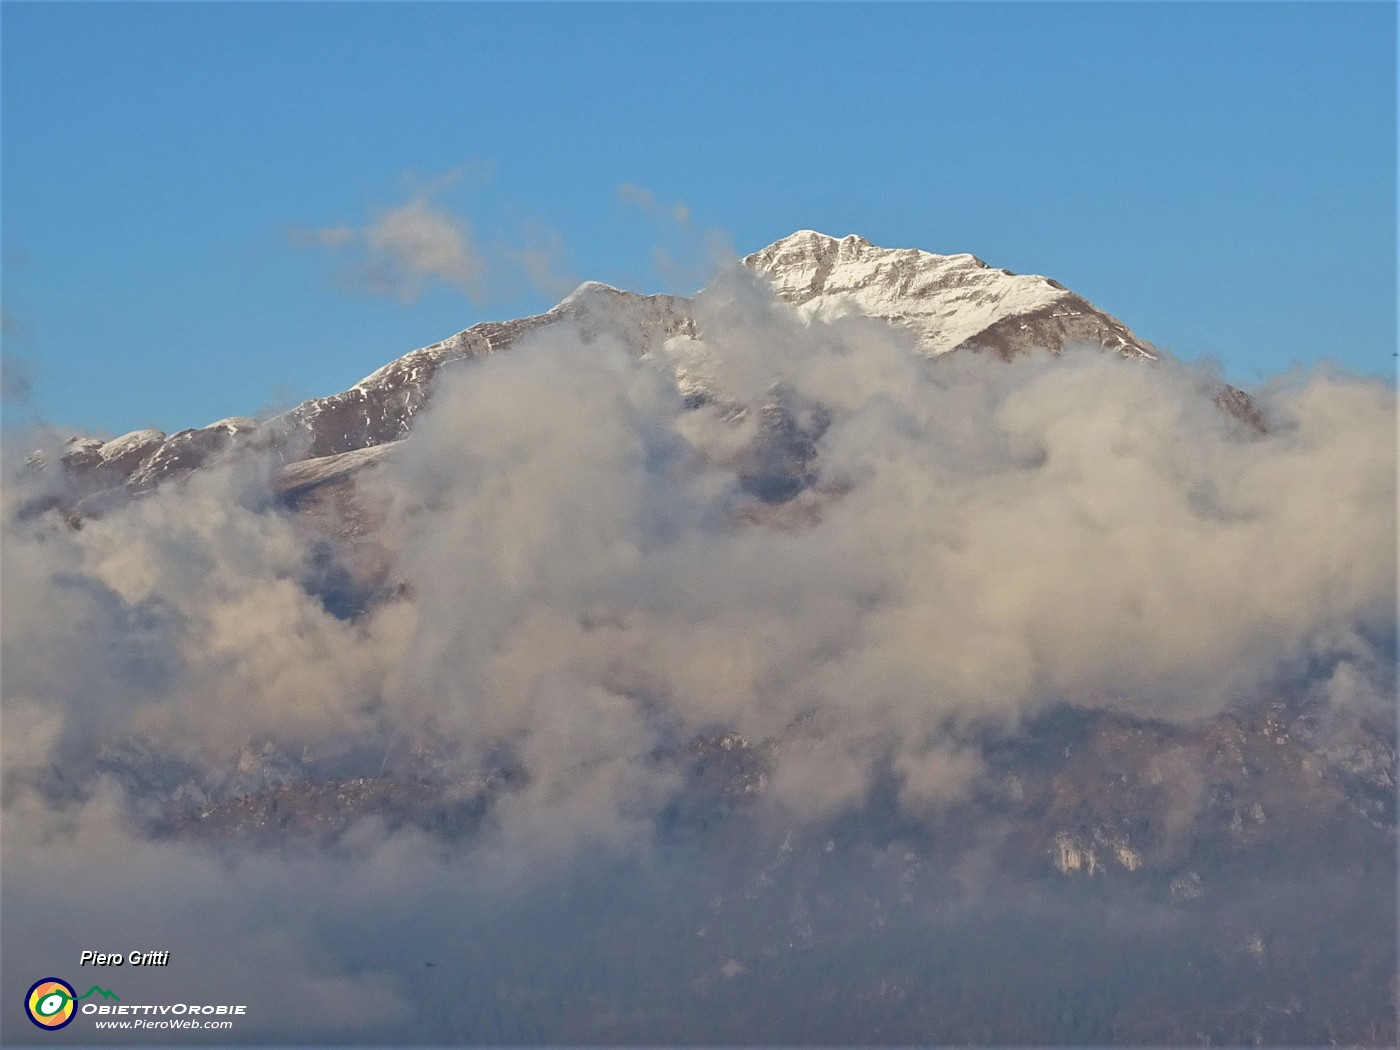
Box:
1;262;1395;1039
6;266;1396;815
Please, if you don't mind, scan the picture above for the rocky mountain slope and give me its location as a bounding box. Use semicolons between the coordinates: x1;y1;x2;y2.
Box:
29;230;1231;514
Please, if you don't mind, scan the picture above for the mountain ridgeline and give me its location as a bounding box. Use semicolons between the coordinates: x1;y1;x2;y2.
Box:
8;232;1393;1044
30;231;1259;513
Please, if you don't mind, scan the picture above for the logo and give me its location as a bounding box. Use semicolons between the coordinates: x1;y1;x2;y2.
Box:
25;979;120;1030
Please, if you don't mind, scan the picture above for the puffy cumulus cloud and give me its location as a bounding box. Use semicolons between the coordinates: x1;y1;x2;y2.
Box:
339;268;1394;833
5;266;1393;839
1;781;414;1041
0;448;398;774
1;262;1394;1041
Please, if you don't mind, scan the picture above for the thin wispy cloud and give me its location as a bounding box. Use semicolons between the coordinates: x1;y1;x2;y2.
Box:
295;169;578;307
619;181;732;292
619;182;692;225
1;313;36;405
506;220;578;302
0;352;34;405
297;183;486;303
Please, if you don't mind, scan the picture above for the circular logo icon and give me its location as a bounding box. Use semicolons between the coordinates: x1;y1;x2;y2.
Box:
26;978;77;1030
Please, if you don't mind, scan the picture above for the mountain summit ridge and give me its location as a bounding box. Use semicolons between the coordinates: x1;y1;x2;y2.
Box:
744;230;1154;361
37;231;1182;507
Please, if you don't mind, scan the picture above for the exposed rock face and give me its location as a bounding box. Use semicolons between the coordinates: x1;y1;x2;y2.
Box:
273;283;697;463
31;231;1255;511
27;285;696;512
169;776;494;846
140;696;1392;886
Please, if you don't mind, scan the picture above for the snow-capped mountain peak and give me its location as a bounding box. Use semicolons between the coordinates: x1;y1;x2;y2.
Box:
743;230;1155;361
36;231;1176;505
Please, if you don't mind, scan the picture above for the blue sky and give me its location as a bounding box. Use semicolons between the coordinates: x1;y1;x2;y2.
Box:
2;1;1395;437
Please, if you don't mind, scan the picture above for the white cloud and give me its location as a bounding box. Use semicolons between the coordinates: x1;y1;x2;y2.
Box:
300;191;485;302
298;175;579;305
3;260;1394;1040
